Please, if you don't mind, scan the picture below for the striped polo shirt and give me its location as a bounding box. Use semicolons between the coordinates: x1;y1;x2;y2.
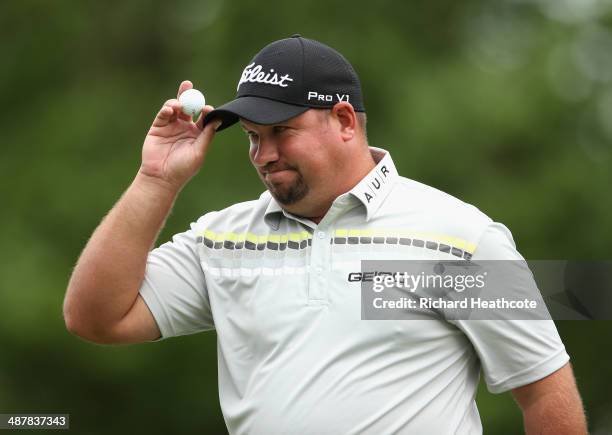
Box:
139;148;569;435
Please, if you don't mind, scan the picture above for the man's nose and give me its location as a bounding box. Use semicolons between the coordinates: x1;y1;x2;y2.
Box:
251;136;280;167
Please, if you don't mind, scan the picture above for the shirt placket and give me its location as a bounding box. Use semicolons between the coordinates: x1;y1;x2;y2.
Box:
307;226;331;305
307;196;353;305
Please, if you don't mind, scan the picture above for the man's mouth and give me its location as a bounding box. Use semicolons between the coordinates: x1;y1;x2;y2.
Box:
264;169;294;182
262;164;291;174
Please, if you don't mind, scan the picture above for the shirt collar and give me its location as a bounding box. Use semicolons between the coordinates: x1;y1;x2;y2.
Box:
263;147;399;228
348;147;398;221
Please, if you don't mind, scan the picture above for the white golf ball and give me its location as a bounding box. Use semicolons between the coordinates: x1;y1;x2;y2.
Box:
179;88;206;118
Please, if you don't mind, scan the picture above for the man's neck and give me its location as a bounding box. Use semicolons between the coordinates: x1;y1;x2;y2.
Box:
310;216;324;225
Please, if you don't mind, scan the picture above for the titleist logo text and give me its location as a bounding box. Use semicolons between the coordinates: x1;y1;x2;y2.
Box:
237;63;294;90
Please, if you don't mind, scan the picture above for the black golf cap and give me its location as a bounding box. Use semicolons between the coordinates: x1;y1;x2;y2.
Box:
204;34;365;132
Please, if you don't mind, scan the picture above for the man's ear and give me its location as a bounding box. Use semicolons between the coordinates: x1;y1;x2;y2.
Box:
331;102;356;141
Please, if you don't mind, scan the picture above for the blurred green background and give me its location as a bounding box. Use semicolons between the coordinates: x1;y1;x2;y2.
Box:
1;0;612;433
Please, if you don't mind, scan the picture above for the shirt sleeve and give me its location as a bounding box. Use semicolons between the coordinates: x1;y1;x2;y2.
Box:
450;222;570;393
139;217;214;340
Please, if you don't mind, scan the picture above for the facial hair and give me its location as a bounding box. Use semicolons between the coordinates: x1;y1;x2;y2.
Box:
262;170;309;205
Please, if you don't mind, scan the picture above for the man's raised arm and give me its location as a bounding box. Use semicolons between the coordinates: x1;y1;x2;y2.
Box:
63;81;220;345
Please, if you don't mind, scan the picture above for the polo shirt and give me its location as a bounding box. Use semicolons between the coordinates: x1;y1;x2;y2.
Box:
139;147;569;435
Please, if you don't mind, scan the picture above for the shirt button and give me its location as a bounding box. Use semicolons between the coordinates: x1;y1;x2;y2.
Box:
316;267;323;274
317;231;326;239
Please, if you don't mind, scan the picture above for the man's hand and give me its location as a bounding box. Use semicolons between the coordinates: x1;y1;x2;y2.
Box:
140;80;220;191
512;363;588;434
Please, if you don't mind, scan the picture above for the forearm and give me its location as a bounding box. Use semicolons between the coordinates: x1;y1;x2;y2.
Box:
522;388;588;435
64;171;179;337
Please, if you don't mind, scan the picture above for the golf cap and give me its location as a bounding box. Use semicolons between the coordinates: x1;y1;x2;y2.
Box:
204;34;365;131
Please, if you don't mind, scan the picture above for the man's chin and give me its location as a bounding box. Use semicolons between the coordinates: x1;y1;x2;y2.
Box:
267;182;309;206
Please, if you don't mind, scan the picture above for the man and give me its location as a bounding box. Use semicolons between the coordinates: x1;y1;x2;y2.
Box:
64;35;587;434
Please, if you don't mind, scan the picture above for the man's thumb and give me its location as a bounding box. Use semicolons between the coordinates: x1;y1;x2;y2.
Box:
194;119;222;158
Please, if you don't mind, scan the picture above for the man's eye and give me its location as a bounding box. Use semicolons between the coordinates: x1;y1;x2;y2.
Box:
273;126;287;134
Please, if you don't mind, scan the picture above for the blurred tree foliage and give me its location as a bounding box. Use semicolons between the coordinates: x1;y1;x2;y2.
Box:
1;0;611;433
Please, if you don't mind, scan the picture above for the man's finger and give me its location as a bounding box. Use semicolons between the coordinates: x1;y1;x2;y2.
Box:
166;100;192;123
177;80;193;99
196;105;216;130
176;82;196;122
193;118;222;160
151;105;175;128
